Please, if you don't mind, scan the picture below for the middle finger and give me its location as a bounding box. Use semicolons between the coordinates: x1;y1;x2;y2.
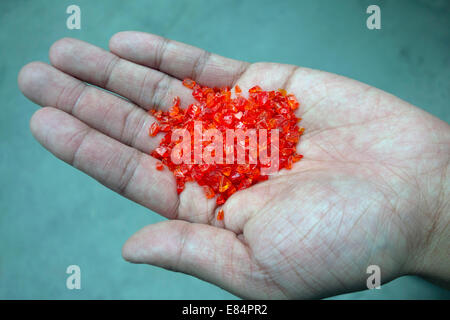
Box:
49;37;195;110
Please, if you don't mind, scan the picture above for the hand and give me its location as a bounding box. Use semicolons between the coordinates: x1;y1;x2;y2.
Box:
18;32;449;299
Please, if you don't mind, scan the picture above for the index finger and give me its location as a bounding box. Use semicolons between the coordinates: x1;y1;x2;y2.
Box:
109;31;249;88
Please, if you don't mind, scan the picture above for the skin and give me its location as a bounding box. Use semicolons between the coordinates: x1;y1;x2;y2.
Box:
18;32;449;299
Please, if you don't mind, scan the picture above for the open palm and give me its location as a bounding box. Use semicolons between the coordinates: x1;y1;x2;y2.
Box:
18;32;449;299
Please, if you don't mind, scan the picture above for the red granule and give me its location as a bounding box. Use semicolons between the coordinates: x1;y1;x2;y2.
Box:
155;161;164;171
217;209;224;221
148;79;304;206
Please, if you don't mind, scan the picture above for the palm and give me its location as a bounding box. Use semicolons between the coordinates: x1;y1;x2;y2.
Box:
19;32;448;299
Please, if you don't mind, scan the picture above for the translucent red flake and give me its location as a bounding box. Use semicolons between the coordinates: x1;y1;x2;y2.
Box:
292;154;303;163
216;194;225;206
219;176;232;193
149;122;160;137
182;78;196;89
155;162;164;171
204;186;215;199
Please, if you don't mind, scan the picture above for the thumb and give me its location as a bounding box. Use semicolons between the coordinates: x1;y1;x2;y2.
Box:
122;220;263;298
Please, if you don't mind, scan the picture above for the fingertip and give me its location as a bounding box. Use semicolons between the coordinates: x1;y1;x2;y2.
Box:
18;62;49;97
109;31;157;63
122;230;139;263
28;107;92;163
121;224;156;263
29;108;42;137
109;31;134;51
49;37;76;67
121;238;135;263
29;107;55;140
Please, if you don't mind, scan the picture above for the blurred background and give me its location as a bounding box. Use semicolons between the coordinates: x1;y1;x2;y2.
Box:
0;0;449;299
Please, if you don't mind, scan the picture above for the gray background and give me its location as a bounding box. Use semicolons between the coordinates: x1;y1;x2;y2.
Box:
0;0;449;299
